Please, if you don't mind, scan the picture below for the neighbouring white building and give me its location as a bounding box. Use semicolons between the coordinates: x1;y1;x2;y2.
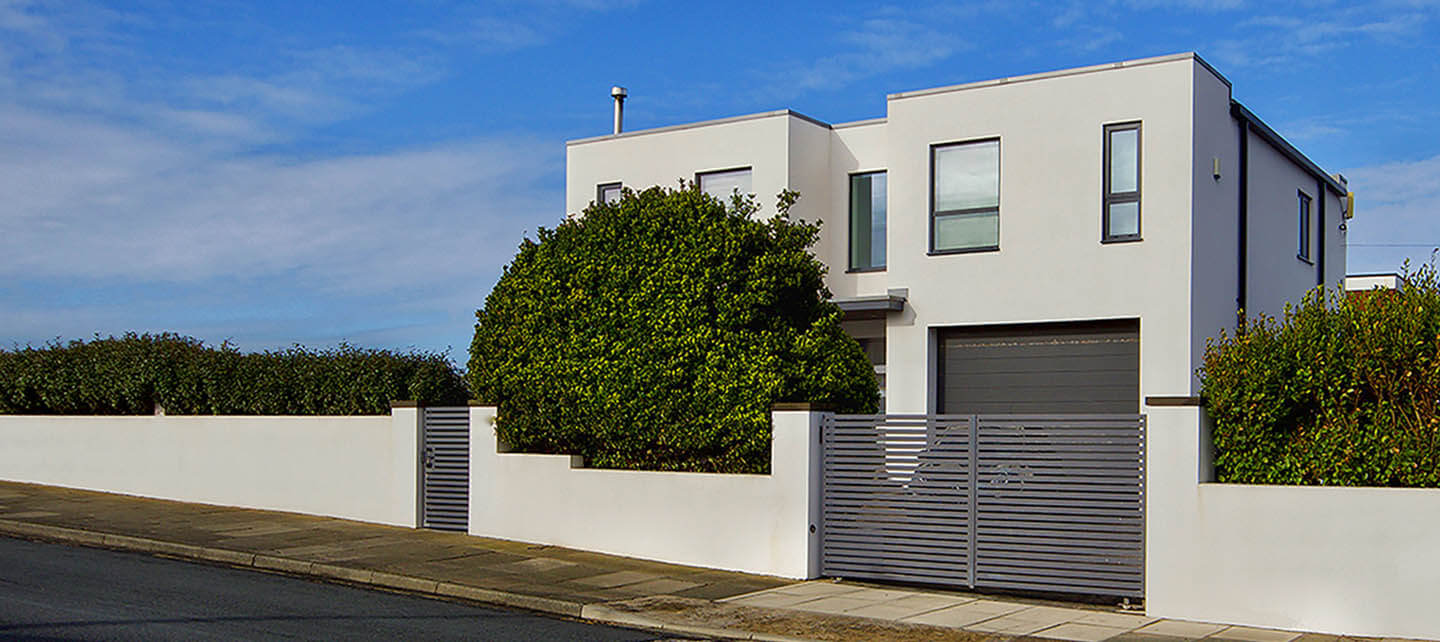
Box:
567;53;1350;416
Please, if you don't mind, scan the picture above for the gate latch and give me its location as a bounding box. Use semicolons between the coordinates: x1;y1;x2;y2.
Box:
424;446;436;470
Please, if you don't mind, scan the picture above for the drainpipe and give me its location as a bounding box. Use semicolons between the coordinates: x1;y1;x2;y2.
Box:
1236;119;1249;333
611;86;627;135
1316;177;1326;288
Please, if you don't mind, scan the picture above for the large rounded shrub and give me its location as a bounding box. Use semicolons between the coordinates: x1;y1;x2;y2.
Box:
1201;264;1440;486
468;184;879;473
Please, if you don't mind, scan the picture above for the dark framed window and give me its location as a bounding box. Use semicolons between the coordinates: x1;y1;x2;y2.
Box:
1103;122;1141;242
696;167;752;203
597;182;622;205
1298;190;1312;262
930;138;1000;254
849;171;887;271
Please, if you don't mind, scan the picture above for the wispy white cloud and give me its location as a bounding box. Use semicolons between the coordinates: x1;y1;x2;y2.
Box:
0;103;556;291
761;17;957;97
1210;4;1433;68
1343;153;1440;272
0;2;584;352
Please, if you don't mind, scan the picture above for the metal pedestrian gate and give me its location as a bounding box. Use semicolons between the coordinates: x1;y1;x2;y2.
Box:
420;406;470;532
820;414;1145;599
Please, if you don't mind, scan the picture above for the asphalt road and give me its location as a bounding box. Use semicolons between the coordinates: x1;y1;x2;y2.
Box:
0;536;670;641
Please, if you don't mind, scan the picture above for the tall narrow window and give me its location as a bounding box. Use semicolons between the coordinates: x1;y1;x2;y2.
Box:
931;139;1000;253
597;182;622;205
697;168;752;203
1103;122;1141;241
849;172;887;271
1298;191;1312;261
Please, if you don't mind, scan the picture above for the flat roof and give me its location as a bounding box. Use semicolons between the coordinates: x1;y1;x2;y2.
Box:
887;52;1229;101
567;109;830;147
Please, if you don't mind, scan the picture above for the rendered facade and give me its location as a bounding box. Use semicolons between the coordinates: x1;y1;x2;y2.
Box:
566;53;1349;414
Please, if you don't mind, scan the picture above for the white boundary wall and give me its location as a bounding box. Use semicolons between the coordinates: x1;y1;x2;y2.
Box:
468;406;822;578
1147;405;1440;639
0;409;420;527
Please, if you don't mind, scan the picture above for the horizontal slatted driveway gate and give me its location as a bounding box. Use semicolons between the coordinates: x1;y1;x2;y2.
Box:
821;413;1145;600
421;406;470;532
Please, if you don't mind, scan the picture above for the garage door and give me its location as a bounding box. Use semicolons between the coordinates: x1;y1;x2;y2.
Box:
938;319;1139;415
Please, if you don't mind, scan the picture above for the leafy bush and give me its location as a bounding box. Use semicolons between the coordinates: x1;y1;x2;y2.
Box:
0;333;469;415
1201;265;1440;486
468;184;879;473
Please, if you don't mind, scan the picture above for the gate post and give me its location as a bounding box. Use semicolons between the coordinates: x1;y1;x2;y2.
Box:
772;403;829;580
389;400;422;529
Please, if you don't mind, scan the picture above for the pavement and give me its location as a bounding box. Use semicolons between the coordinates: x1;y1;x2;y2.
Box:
0;481;1416;642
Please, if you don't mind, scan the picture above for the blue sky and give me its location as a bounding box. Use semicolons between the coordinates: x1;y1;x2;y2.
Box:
3;1;1439;362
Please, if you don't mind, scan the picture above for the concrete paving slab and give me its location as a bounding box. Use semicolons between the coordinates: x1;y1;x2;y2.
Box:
845;600;955;621
789;594;877;615
724;591;832;609
764;581;866;598
1034;622;1133;641
674;580;789;601
497;557;578;573
0;511;59;518
608;578;703;596
844;587;930;602
1133;619;1230;638
1069;611;1157;629
967;617;1063;636
570;570;662;588
901;599;1030;627
969;608;1079;635
883;593;976;612
1211;627;1302;642
1006;606;1095;624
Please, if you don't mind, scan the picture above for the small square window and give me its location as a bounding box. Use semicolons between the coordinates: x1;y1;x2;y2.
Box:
597;182;622;205
696;168;752;203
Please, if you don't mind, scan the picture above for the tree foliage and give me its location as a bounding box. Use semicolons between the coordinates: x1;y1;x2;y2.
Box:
0;333;469;415
468;184;879;473
1201;264;1440;486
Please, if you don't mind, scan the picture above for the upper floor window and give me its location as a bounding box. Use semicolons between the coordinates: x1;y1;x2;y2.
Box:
1298;190;1312;262
849;171;887;271
697;167;752;203
1103;122;1141;242
597;182;622;205
931;139;1000;253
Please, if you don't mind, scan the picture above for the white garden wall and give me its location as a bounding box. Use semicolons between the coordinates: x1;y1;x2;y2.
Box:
1146;405;1440;639
468;406;822;578
0;409;420;527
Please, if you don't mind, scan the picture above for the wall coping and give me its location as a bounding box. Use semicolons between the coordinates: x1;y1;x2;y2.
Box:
1145;395;1205;407
771;402;833;412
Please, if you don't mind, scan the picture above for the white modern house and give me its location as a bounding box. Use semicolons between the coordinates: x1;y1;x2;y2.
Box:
567;53;1349;416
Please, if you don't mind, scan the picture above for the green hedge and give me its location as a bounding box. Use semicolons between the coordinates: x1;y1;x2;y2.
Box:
1200;266;1440;486
468;185;879;474
0;333;469;415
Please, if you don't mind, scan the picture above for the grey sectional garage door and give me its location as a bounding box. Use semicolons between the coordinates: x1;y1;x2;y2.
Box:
938;320;1139;415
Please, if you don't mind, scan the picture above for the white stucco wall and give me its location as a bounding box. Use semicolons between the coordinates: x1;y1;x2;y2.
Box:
565;111;796;218
820;119;890;300
1146;406;1440;639
0;410;420;527
468;407;823;578
878;56;1197;412
1245;129;1329;321
1189;63;1241;392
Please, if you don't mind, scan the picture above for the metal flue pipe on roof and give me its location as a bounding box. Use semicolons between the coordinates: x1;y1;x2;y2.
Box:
611;86;627;134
